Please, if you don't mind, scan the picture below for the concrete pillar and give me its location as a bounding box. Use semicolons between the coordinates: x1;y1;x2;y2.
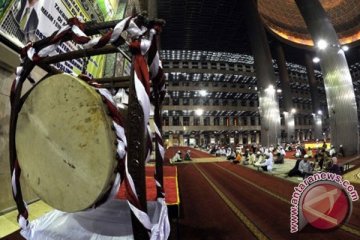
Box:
239;133;243;144
199;116;204;126
247;116;252;126
241;0;281;146
179;134;184;146
220;117;224;126
169;134;173;147
169;116;173;126
247;133;252;144
256;132;260;144
305;53;323;140
284;112;295;143
239;117;244;126
200;134;205;146
210;116;214;126
189;116;194;126
296;0;359;155
255;116;259;126
276;43;295;142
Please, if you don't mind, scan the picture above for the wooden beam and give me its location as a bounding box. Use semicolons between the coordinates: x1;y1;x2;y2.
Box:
41;45;123;64
93;76;130;83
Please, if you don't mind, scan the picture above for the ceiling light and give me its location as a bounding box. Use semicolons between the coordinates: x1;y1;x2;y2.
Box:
276;89;282;93
313;57;320;63
317;39;328;50
199;90;207;97
291;108;296;114
341;45;349;51
195;109;204;116
317;110;322;115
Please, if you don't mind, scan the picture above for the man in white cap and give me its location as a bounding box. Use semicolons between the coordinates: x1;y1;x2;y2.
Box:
298;154;313;179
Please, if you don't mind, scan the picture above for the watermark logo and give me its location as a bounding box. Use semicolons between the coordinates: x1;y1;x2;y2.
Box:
290;173;358;233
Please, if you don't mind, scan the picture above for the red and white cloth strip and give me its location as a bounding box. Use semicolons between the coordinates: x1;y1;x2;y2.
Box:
11;15;169;239
147;24;167;197
126;21;170;239
10;16;134;232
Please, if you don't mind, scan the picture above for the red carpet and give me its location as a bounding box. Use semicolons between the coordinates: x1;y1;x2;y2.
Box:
214;162;360;231
173;164;257;240
174;162;360;239
164;146;215;164
117;166;179;205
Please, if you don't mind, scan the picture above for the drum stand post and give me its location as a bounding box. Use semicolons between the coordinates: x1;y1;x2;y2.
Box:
9;14;168;240
126;55;150;240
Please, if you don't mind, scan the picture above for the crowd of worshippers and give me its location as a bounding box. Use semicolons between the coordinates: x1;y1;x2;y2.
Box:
206;141;345;177
287;142;344;179
207;144;287;171
170;150;192;163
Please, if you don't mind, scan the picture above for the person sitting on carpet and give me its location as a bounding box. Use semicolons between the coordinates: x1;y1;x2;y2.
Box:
170;150;182;163
338;144;345;157
226;148;236;161
329;157;342;175
287;158;302;177
323;152;333;171
329;145;337;157
184;150;192;161
274;146;285;164
233;152;241;164
306;147;313;159
294;146;302;159
259;153;273;172
248;152;256;165
298;154;313;179
254;151;264;166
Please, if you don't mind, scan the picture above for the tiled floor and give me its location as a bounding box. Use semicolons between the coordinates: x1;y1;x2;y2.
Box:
0;201;53;238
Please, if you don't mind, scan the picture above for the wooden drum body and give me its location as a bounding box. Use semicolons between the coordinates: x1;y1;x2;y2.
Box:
16;74;117;212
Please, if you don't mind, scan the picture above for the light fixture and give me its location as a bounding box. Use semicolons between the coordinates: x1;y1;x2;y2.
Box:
317;110;322;115
312;57;320;63
199;90;207;97
195;109;204;116
291;108;296;114
317;39;328;50
341;45;349;51
265;84;275;93
276;89;282;93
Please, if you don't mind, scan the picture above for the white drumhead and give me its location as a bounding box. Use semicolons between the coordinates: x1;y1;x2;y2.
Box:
16;74;117;212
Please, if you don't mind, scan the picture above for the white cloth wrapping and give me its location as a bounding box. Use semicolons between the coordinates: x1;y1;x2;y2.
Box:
20;199;169;240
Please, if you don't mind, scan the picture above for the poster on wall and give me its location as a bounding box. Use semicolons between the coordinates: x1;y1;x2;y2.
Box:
0;0;13;22
97;0;126;21
0;0;105;78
